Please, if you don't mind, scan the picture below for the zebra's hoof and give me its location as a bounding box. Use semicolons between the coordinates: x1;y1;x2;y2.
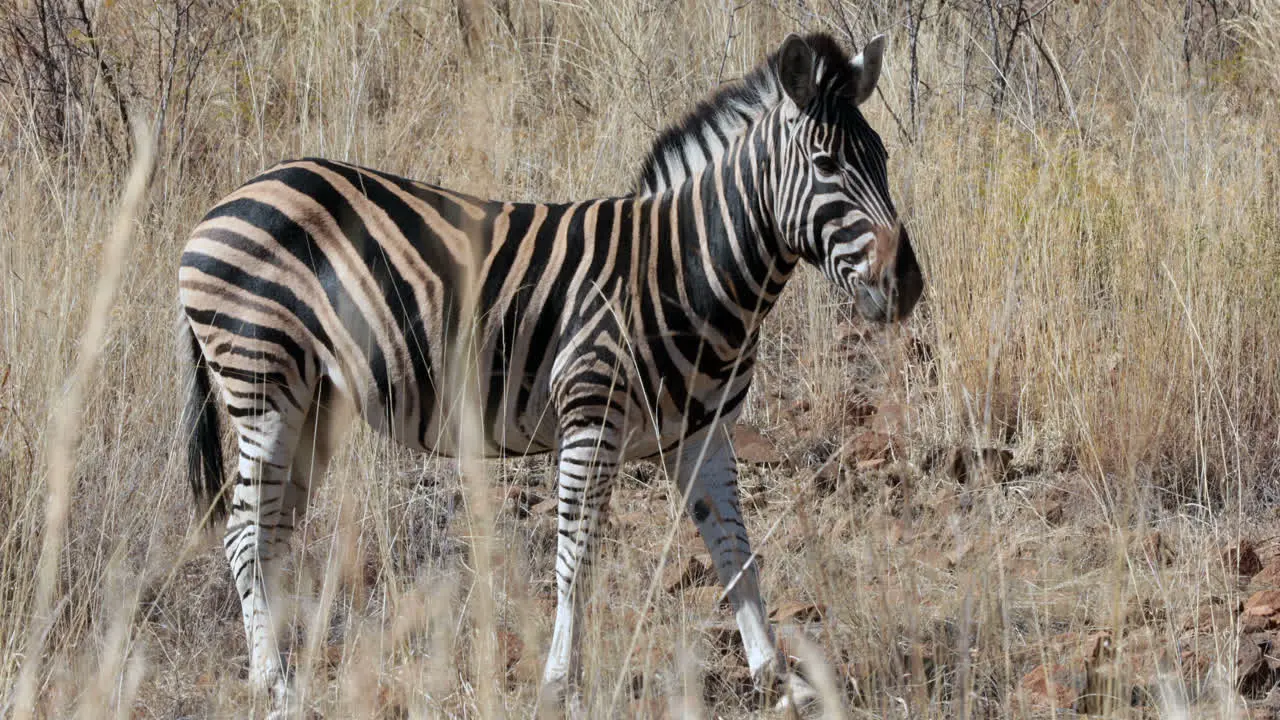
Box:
536;678;586;719
264;675;299;720
772;672;820;716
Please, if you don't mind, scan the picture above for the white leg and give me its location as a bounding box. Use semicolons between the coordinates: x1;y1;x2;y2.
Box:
540;426;620;711
224;400;306;707
666;431;816;706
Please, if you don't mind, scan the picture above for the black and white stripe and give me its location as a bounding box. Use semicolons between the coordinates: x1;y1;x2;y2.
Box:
178;31;921;711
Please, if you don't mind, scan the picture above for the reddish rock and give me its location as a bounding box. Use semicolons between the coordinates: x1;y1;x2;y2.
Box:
1243;613;1273;633
1253;561;1280;590
1237;632;1280;698
1225;540;1264;578
1141;531;1175;567
1246;591;1280;618
1244;591;1280;633
1019;664;1077;709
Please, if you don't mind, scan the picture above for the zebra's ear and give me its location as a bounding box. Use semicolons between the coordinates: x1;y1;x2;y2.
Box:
848;34;887;105
777;33;817;111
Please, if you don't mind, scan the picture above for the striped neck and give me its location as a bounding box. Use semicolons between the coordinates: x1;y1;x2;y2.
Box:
659;116;798;346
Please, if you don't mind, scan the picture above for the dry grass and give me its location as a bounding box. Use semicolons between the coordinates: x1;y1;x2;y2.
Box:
1;0;1278;718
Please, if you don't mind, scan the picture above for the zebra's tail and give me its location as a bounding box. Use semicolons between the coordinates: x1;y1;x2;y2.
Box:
179;317;228;524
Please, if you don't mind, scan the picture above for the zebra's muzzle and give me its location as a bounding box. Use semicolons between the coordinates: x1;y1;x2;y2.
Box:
850;223;923;324
853;283;890;323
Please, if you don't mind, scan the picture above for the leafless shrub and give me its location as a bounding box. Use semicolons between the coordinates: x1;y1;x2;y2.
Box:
0;0;132;157
0;0;237;168
1181;0;1251;70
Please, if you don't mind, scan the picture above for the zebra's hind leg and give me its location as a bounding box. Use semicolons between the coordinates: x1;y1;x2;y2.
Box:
666;430;819;710
539;423;623;715
221;383;313;708
285;378;351;524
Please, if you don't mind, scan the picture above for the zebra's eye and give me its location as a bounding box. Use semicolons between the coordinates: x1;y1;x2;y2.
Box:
813;155;840;176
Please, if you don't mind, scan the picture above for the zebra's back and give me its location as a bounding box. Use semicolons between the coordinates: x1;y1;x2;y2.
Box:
179;157;670;458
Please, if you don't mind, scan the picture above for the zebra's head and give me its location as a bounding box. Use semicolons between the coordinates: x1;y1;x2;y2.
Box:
770;33;923;323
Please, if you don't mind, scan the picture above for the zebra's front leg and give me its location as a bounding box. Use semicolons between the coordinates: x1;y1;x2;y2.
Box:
540;427;621;713
666;432;817;709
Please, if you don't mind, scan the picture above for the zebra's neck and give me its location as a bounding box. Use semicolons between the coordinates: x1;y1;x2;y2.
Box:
649;120;797;349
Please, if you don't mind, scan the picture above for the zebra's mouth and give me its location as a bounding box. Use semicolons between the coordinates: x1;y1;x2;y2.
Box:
853;283;891;323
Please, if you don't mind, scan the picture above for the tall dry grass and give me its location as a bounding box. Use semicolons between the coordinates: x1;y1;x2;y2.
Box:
0;0;1277;718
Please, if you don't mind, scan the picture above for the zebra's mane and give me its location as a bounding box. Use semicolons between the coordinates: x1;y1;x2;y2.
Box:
635;32;858;195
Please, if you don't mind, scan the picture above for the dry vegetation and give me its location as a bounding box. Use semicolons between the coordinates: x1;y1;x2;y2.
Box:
1;0;1279;717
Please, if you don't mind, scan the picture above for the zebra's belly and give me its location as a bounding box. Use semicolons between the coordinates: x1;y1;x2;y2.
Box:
365;364;560;459
363;350;749;463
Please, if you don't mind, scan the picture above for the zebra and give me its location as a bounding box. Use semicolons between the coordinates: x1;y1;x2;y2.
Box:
178;31;922;712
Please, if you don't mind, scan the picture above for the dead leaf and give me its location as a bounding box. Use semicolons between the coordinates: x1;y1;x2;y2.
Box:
870;402;908;436
530;496;558;517
943;446;1013;485
849;430;893;462
663;555;716;594
769;600;824;624
733;425;784;465
843;399;875;428
683;586;731;612
495;485;544;519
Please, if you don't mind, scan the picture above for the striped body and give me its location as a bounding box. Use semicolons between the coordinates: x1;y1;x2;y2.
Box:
179;32;921;713
182;156;785;460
